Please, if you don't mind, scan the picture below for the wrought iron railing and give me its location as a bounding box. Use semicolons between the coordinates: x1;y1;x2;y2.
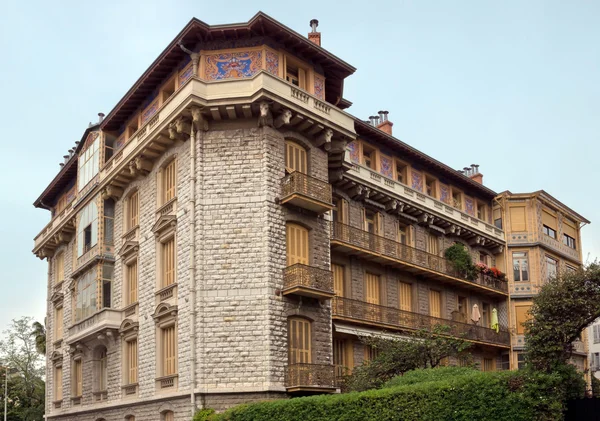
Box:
286;363;336;389
332;297;510;347
331;222;508;294
281;172;332;206
283;264;334;295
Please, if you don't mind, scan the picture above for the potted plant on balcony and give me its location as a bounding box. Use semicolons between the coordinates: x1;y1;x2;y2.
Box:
444;243;477;281
475;263;506;281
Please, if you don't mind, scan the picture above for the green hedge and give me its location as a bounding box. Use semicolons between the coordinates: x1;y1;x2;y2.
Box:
209;367;568;421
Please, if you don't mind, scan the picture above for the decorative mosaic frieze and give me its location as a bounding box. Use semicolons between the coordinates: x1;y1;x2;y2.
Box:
314;73;325;100
205;51;262;80
141;98;159;125
439;183;451;204
347;141;360;163
411;170;423;192
465;197;475;216
380;154;393;178
179;63;193;87
265;50;279;76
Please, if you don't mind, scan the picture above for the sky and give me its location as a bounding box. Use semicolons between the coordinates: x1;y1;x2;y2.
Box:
0;0;598;335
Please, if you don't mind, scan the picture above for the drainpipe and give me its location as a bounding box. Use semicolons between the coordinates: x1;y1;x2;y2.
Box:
189;121;198;415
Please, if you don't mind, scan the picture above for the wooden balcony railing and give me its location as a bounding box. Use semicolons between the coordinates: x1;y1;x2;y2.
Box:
331;222;508;294
281;172;333;214
286;363;336;392
332;297;510;347
283;264;334;299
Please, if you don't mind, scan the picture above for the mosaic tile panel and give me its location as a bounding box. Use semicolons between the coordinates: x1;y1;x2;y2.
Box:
141;98;159;125
205;51;262;80
439;183;451;204
314;73;325;100
380;154;393;178
265;50;279;76
465;197;475;216
347;141;360;163
179;63;193;87
411;170;423;192
114;135;126;150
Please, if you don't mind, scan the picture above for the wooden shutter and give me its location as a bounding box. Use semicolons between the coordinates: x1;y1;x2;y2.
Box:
286;223;309;266
298;68;306;90
332;264;345;297
285;141;307;174
427;234;439;255
55;253;64;284
55;306;63;340
365;273;380;305
515;306;531;335
542;210;557;230
509;207;527;232
164;412;174;421
127;260;138;304
563;219;577;238
429;290;441;318
483;358;495;372
398;282;412;311
289;318;311;364
163;326;176;376
55;366;63;400
74;359;83;396
162;160;177;204
128;339;138;383
333;339;347;378
128;191;139;229
162;238;175;287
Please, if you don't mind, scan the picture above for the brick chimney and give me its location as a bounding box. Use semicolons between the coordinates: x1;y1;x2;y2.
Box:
462;164;483;184
308;19;321;46
376;110;393;135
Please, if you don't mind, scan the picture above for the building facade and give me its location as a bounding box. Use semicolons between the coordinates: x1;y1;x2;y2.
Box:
589;319;600;379
32;13;583;421
494;191;589;372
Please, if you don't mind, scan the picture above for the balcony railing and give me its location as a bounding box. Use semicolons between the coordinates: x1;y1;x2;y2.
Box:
283;264;334;299
67;308;122;344
286;364;336;392
281;172;333;214
331;222;508;294
332;297;510;347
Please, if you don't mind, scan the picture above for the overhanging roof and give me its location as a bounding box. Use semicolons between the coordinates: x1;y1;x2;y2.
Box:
497;190;590;224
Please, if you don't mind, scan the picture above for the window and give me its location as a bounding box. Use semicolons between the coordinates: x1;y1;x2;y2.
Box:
546;256;558;281
500;354;510;371
364;210;381;235
362;144;376;170
288;318;311;364
161;237;176;288
334;339;353;377
285;141;307;174
515;305;532;335
54;365;63;401
477;202;487;221
593;325;600;344
563;234;576;249
127;191;139;230
509;206;526;232
452;190;462;210
73;358;83;397
479;252;489;266
285;61;306;89
364;345;379;364
365;273;381;305
398;282;412;311
512;252;529;282
162;325;177;376
74;269;97;322
396;161;408;184
483;358;495;372
126;339;138;384
78;134;100;190
566;265;578;274
481;303;491;328
425;175;436;197
286;223;309;266
332;264;345;297
493;208;503;229
429;290;441;318
54;306;63;341
161;160;177;205
333;198;348;224
517;353;526;370
77;200;98;257
126;260;138;305
543;225;557;239
99;349;108;392
397;223;411;245
163;411;175;421
427;233;439;255
55;252;64;284
160;75;176;103
457;296;468;321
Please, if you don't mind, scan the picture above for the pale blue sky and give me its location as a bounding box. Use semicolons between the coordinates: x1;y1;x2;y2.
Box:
0;0;598;334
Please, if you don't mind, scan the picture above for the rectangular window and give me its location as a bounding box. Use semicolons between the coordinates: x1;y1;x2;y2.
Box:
429;290;441;318
333;198;348;224
483;358;495;372
161;238;175;288
289;318;311;364
563;234;576;249
78;136;100;191
126;260;138;305
509;206;527;232
333;339;353;377
482;303;490;328
364;345;379;364
54;365;63;401
127;339;138;384
493;208;503;229
517;353;526;370
128;191;139;230
543;225;557;239
515;305;532;335
542;210;557;232
397;223;411;246
285;141;308;174
364;210;381;235
55;306;63;341
500;354;510;371
161;160;177;205
398;282;412;312
479;252;489;266
594;325;600;344
513;252;529;282
425;175;436;197
396;161;408;184
332;264;345;297
546;256;558;281
162;325;176;376
362;144;376;170
365;273;381;305
73;359;83;396
285;60;306;89
427;234;439;255
477;202;487;221
452;190;462;210
55;252;65;284
457;296;468;321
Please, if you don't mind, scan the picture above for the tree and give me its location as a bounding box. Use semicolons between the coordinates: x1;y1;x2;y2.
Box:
30;322;45;356
0;317;45;421
342;324;472;392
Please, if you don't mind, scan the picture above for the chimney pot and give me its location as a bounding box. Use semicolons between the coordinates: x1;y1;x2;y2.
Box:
376;111;393;135
308;19;321;46
98;112;105;123
59;163;64;167
310;19;319;32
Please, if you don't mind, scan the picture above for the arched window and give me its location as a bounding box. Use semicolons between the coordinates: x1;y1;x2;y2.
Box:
286;223;309;266
77;200;98;257
93;346;108;401
288;317;311;364
285;141;307;174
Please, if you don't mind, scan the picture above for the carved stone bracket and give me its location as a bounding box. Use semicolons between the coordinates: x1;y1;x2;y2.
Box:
102;185;123;201
258;101;274;127
190;106;209;131
129;156;153;177
315;129;333;151
274;109;292;128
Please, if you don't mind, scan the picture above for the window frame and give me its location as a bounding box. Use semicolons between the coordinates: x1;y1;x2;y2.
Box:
543;224;557;239
159;158;177;207
288;317;312;364
361;142;378;171
563;233;576;249
395;159;408;184
512;252;529;282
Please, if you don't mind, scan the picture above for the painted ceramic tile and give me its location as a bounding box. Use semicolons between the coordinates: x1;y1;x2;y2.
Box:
465;197;475;215
314;74;325;100
439;184;450;204
114;135;126;150
66;187;77;204
380;155;393;178
179;63;193;87
411;170;423;192
205;51;262;80
265;50;279;76
141;99;159;125
347;141;360;163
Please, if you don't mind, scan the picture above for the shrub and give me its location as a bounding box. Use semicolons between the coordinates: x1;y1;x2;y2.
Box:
444;243;478;280
193;408;216;421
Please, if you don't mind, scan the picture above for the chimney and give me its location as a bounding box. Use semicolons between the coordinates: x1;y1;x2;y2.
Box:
468;164;483;184
369;115;379;126
376;110;393;135
308;19;321;46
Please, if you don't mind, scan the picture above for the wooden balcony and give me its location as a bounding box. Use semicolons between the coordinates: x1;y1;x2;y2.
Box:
332;297;510;348
286;363;337;393
281;172;333;214
283;264;334;299
331;222;508;296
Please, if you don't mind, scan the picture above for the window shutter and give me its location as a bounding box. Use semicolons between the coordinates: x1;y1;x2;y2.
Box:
289;318;311;364
163;326;176;376
162;238;175;287
515;306;532;335
563;219;577;238
509;207;527;232
398;282;412;311
298;68;306;90
429;290;441;318
162;160;177;204
542;210;557;230
285;141;307;174
286;223;309;266
365;273;380;305
332;264;345;296
128;339;138;383
376;213;384;236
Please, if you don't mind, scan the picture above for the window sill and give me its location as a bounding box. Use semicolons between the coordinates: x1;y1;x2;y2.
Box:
156;197;178;217
71;396;82;405
122;225;140;242
156;374;178;390
123;302;139;317
93;390;108;402
156;284;177;302
52;400;63;409
122;383;138;396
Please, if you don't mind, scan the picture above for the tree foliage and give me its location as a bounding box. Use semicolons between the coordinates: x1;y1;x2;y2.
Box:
342;325;472;392
444;243;478;280
30;322;46;356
